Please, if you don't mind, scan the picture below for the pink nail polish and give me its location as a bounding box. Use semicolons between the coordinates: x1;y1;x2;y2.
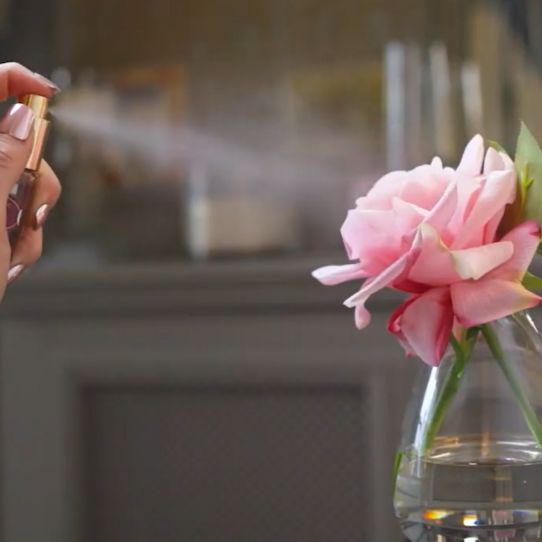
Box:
7;264;24;284
6;95;51;248
0;104;34;140
33;72;61;93
34;204;49;228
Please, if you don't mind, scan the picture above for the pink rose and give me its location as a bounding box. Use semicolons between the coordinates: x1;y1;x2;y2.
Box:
313;135;541;366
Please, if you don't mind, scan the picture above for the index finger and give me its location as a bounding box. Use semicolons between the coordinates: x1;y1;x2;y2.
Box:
0;63;58;102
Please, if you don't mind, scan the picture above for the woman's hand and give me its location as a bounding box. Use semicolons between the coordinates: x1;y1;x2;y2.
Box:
0;63;61;298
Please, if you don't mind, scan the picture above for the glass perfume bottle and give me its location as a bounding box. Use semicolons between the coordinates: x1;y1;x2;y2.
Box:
6;94;51;247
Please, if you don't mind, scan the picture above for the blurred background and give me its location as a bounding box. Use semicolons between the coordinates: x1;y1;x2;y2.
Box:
0;0;541;541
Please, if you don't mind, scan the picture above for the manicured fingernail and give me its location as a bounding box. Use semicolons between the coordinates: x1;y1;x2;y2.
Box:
34;72;61;93
7;264;24;284
35;204;49;228
0;104;34;140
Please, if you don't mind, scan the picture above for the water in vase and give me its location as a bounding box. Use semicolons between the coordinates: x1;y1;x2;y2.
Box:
395;436;542;534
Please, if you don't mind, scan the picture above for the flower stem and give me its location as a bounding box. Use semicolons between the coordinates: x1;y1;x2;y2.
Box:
421;335;471;453
481;324;542;447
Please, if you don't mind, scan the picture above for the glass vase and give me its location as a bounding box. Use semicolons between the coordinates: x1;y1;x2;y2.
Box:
393;313;542;541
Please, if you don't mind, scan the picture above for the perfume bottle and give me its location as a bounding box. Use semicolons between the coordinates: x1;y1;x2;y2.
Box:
6;94;51;247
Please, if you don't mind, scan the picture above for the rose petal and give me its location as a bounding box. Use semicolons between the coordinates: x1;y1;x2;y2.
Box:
481;150;515;242
408;224;461;286
312;263;369;286
485;220;541;282
451;278;542;327
391;277;428;294
341;200;425;273
392;197;429;222
355;305;371;330
342;232;423;330
483;147;506;174
423;179;458;237
387;296;418;356
398;165;449;210
483;209;505;244
341;209;401;269
431;156;443;169
446;175;483;240
451;169;516;249
451;241;514;280
408;225;513;285
360;170;407;209
344;239;420;309
392;287;454;366
457;134;484;175
499;150;515;171
391;198;428;243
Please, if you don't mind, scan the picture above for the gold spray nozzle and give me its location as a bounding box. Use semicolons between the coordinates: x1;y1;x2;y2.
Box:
18;94;50;171
19;94;49;118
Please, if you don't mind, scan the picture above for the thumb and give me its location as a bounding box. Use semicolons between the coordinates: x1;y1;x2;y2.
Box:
0;104;35;200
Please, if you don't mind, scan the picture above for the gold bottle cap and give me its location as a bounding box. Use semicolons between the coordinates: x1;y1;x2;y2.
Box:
18;94;50;171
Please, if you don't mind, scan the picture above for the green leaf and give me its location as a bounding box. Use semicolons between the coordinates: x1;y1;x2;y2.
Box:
516;122;542;226
465;326;480;345
392;451;403;494
516;122;542;174
523;271;542;291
